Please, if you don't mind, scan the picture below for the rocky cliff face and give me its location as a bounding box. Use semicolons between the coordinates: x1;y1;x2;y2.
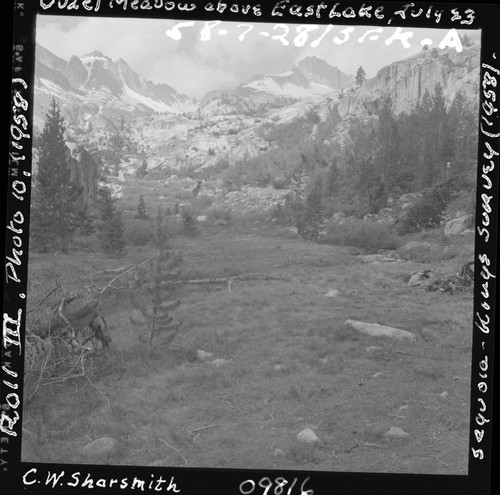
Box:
337;44;480;118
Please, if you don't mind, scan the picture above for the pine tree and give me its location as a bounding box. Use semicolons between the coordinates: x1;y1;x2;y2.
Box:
296;179;324;243
325;159;340;197
192;180;202;197
136;159;147;179
355;66;367;86
355;157;386;214
98;187;125;255
375;99;401;194
131;208;182;356
137;193;148;219
31;99;86;253
181;208;198;236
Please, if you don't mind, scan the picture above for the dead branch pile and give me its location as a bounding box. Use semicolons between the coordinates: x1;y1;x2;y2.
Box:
408;261;474;294
25;282;110;402
427;261;474;294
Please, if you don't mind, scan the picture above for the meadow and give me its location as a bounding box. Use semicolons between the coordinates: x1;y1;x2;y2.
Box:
22;202;474;474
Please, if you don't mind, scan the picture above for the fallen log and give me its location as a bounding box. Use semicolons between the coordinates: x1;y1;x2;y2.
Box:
175;273;286;286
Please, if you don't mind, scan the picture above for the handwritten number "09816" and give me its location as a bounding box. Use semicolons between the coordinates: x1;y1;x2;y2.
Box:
239;477;313;495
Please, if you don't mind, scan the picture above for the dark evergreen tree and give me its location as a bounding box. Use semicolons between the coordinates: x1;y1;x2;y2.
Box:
297;178;324;243
137;193;148;219
98;187;125;255
31;99;87;253
192;180;202;197
325;158;340;197
136;159;148;179
181;208;198;236
355;157;386;214
355;66;367;86
375;99;402;194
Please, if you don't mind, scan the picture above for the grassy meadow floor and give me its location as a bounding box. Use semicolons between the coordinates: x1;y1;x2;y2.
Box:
23;218;473;474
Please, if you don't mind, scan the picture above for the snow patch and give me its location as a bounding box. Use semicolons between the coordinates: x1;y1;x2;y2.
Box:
122;85;181;114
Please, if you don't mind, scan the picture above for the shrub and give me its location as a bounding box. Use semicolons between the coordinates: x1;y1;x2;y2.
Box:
192;194;215;210
206;206;232;223
124;219;155;246
181;208;198;236
394;178;459;234
325;218;401;253
446;189;476;218
271;177;288;190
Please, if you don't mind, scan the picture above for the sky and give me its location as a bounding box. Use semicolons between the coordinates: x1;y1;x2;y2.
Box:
36;15;478;99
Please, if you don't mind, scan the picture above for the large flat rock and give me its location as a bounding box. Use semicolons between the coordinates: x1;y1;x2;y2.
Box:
344;319;417;342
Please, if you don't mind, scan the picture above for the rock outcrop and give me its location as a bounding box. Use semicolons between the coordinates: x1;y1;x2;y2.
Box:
67;144;99;208
338;44;480;118
443;214;473;237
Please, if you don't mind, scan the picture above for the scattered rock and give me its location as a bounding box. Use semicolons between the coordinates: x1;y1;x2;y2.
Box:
397;241;445;262
344;319;417;342
408;269;435;287
196;215;207;223
444;214;473;237
385;427;410;439
325;289;339;297
398;192;422;210
274;364;283;371
211;358;229;367
360;252;402;263
399;405;409;411
372;371;383;378
366;346;383;353
273;448;285;457
80;437;117;458
196;350;213;361
377;207;396;223
296;428;321;445
439;391;449;399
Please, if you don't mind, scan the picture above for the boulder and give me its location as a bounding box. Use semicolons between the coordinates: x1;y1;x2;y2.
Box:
385;427;410;439
325;289;339;298
211;358;229;367
398;192;422;209
397;241;450;262
80;437;117;458
344;319;417;342
196;350;213;361
296;428;321;445
444;214;473;237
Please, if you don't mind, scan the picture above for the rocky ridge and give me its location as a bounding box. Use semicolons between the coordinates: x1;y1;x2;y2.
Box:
337;44;480;118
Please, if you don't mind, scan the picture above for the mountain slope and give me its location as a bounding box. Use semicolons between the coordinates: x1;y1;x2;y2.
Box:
237;56;352;98
34;45;196;131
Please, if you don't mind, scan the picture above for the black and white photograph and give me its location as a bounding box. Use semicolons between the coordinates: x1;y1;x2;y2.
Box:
3;1;498;494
